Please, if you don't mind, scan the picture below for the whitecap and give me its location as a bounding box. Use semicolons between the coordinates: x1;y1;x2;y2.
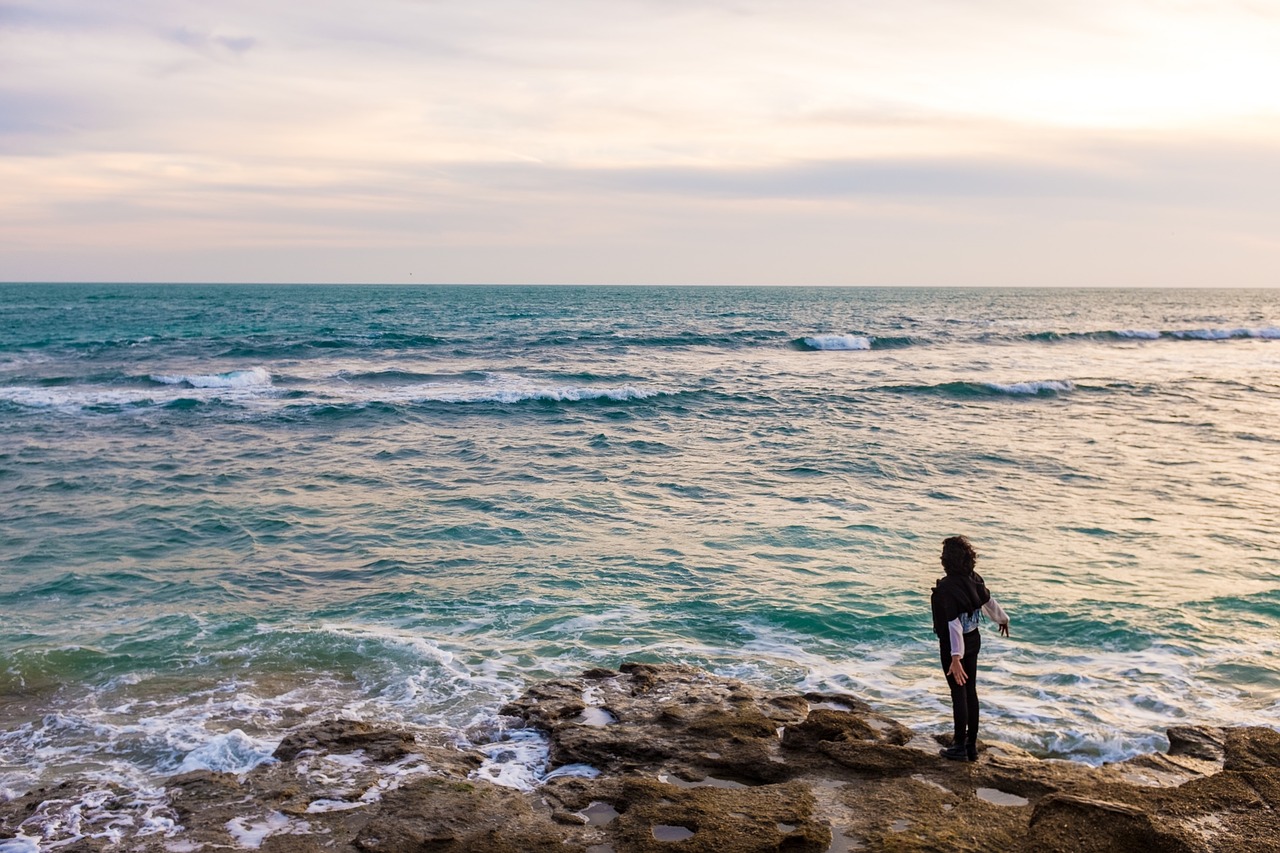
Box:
804;335;872;351
1169;327;1280;341
150;367;272;388
984;380;1074;395
0;386;159;411
1114;329;1161;339
409;384;664;404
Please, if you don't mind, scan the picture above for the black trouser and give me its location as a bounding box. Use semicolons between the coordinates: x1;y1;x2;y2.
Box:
940;628;981;745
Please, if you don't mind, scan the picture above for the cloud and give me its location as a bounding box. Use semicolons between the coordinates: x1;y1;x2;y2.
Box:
0;89;100;137
3;0;1280;283
165;27;257;57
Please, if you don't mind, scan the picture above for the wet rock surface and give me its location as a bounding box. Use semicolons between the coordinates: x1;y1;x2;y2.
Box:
2;663;1278;852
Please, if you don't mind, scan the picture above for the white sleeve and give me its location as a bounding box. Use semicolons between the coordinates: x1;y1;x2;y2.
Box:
982;598;1009;626
948;618;964;657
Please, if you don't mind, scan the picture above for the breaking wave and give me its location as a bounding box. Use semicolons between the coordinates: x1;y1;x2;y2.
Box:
884;380;1076;398
797;335;872;351
1021;328;1279;344
149;367;272;388
406;385;669;405
1169;327;1280;341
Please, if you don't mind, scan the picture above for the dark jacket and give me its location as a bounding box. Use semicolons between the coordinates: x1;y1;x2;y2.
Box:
931;571;991;639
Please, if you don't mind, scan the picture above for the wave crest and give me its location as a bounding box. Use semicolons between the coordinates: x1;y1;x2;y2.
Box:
1022;327;1278;343
411;384;667;404
885;379;1075;398
985;380;1075;395
150;367;272;388
1170;327;1280;341
799;335;872;351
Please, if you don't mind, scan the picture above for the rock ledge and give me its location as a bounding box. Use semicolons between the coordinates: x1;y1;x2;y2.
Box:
3;663;1277;852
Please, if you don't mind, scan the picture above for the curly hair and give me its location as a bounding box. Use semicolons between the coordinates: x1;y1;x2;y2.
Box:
940;535;977;576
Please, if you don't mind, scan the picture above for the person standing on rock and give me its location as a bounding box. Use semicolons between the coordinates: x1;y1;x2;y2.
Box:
931;535;1010;762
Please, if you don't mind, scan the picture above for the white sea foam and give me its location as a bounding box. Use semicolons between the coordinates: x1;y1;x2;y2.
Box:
804;334;872;351
0;679;299;812
0;835;40;853
319;752;371;772
0;368;276;413
315;370;672;406
151;367;272;388
225;812;310;849
471;728;551;792
0;386;160;411
984;380;1074;395
360;756;436;801
6;784;181;849
292;752;434;815
543;763;601;781
176;729;277;775
310;623;517;713
304;799;367;813
542;607;645;637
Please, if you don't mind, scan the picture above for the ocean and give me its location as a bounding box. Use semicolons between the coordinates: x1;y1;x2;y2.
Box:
1;284;1278;816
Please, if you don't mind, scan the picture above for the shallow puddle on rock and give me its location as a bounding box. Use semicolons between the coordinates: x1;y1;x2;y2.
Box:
652;825;695;841
808;701;854;713
890;819;910;833
825;827;866;852
976;788;1029;807
777;823;797;833
657;773;748;789
586;845;616;853
910;774;949;793
580;801;619;826
577;707;617;726
903;732;940;752
544;763;600;781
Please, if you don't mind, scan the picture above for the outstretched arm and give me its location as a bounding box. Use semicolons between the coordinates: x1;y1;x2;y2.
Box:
983;598;1011;637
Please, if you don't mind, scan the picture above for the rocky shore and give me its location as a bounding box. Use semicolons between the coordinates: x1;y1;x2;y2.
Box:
3;663;1278;852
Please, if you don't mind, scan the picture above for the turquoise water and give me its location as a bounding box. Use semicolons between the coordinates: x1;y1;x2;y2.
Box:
1;284;1278;800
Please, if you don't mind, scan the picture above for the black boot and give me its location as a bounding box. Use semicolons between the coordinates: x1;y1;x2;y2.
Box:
965;737;978;762
939;742;970;762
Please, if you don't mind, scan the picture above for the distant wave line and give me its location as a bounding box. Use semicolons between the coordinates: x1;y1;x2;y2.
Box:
879;379;1076;398
1019;327;1280;343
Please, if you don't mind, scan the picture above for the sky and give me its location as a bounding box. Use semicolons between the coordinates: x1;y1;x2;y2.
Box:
3;0;1280;286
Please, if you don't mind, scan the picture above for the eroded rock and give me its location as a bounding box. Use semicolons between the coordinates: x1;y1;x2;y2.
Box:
2;663;1277;853
1026;794;1203;853
1223;726;1280;772
273;718;416;762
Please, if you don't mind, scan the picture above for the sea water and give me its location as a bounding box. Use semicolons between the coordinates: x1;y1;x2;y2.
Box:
1;284;1278;817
